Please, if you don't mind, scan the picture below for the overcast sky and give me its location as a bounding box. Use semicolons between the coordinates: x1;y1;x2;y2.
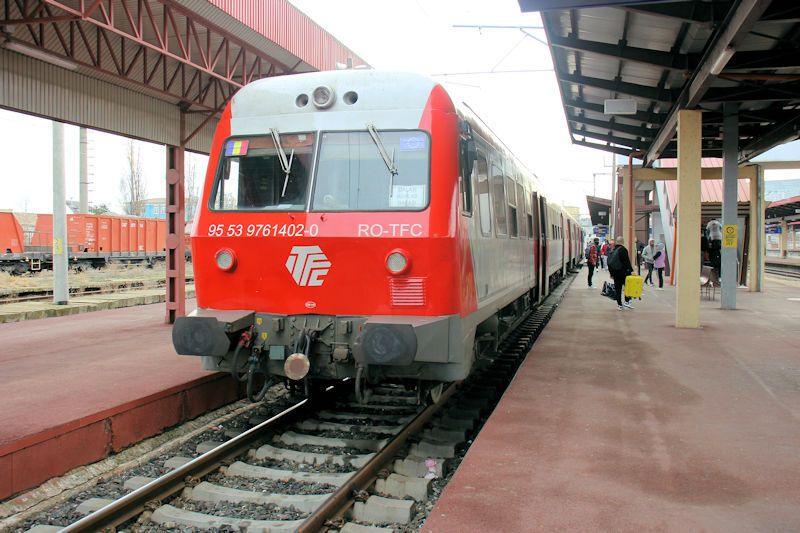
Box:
0;0;795;215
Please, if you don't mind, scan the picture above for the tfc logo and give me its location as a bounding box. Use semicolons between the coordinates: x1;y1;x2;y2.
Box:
285;245;331;286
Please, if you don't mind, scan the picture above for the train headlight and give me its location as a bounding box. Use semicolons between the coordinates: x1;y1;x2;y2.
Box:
215;248;237;272
312;85;335;108
386;250;410;275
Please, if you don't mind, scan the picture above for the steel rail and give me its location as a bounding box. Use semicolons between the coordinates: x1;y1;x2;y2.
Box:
59;389;331;532
297;381;460;532
765;266;800;279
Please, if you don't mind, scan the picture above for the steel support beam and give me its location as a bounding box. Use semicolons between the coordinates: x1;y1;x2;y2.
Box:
564;97;666;125
569;114;655;139
560;72;676;103
549;34;689;70
675;110;702;329
623;156;634;265
631;165;758;181
644;0;773;165
573;139;634;156
52;121;68;305
721;102;739;309
165;111;186;323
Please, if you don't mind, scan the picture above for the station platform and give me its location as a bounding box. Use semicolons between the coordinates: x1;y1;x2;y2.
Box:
0;300;239;501
424;274;800;532
0;285;195;324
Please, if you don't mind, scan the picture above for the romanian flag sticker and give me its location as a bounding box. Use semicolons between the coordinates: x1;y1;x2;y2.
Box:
225;140;249;156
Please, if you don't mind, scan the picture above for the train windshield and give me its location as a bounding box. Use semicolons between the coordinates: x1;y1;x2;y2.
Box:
312;130;430;211
211;133;315;211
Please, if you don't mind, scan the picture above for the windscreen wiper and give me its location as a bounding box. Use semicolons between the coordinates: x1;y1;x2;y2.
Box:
270;128;295;197
366;124;398;195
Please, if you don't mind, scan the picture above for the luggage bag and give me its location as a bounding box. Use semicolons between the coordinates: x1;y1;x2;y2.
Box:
624;275;644;298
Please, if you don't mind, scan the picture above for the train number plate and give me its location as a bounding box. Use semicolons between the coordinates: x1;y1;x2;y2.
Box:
207;223;319;238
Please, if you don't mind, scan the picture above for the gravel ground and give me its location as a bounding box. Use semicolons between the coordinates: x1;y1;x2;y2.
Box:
173;496;309;521
274;442;369;455
303;428;396;440
250;456;358;474
207;471;337;495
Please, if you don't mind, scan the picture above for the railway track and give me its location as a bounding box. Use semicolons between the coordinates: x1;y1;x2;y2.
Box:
0;276;195;304
16;276;573;533
765;264;800;280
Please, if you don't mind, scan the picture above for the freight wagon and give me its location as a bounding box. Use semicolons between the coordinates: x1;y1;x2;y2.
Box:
0;210;184;274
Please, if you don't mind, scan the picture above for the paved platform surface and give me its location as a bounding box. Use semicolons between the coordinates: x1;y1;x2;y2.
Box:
0;285;196;323
424;274;800;532
0;300;238;500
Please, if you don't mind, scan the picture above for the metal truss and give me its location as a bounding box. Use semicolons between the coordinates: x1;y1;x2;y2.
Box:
0;0;302;127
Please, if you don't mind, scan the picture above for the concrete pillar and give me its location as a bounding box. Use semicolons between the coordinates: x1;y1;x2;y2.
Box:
52;121;69;305
623;161;634;264
79;127;89;213
779;219;788;257
748;167;764;292
721;103;738;309
675;110;702;328
165;111;187;323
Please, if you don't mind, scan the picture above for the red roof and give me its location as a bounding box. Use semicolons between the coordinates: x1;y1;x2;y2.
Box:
208;0;367;71
768;194;800;208
664;179;751;212
658;158;724;168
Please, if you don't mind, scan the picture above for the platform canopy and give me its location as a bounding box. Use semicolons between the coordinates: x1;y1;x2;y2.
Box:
586;195;612;226
0;0;367;151
520;0;800;166
766;194;800;218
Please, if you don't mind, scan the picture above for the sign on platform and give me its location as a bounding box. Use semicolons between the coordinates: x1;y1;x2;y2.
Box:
723;224;737;248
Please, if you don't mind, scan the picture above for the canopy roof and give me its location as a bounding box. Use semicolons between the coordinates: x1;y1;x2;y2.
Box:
520;0;800;166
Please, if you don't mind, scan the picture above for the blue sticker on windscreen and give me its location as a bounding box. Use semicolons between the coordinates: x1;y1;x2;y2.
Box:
399;135;426;151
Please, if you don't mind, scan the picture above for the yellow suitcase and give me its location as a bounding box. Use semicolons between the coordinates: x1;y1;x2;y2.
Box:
624;275;643;298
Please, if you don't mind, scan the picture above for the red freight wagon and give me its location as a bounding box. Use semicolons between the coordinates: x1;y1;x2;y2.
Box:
97;216;111;253
0;211;25;254
2;211;170;273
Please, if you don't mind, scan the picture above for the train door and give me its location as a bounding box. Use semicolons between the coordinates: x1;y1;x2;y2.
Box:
560;212;566;274
531;191;540;301
537;194;548;298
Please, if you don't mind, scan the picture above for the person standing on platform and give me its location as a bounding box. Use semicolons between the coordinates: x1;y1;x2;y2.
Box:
607;236;634;310
599;239;609;270
642;239;656;285
585;238;598;288
636;239;645;276
653;241;667;290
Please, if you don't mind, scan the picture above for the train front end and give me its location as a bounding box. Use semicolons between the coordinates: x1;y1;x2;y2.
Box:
173;70;476;398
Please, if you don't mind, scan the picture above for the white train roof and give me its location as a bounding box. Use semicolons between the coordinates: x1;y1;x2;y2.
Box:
231;70;440;134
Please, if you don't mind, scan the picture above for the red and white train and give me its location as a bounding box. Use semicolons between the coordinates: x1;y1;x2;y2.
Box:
173;70;582;400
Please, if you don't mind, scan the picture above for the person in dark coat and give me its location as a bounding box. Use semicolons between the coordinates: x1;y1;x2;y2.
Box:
607;235;634;310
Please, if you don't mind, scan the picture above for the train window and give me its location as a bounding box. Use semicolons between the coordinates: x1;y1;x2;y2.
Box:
460;141;474;217
211;133;315;211
516;183;526;238
475;153;491;236
491;163;507;236
505;175;518;238
312;130;429;211
524;191;533;238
